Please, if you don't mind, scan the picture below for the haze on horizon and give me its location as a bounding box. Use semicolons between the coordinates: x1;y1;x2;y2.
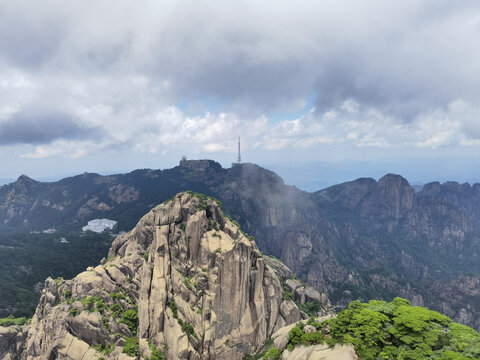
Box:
1;0;480;191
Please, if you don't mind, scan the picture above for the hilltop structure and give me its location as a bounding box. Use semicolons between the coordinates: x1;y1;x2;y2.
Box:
82;219;117;233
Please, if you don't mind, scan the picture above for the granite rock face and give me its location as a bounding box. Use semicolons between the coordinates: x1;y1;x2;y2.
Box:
268;316;357;360
2;161;480;330
0;325;27;360
7;193;306;359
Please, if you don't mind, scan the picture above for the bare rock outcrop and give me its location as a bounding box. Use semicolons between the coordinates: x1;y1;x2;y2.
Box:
267;316;357;360
0;325;28;360
13;192;306;359
279;344;357;360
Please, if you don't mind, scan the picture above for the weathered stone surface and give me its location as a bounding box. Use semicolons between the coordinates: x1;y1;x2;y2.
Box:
303;325;316;334
285;279;301;293
6;193;309;359
272;323;297;352
264;256;292;280
271;315;335;353
280;343;358;360
294;286;321;304
0;325;28;360
3;161;480;331
278;300;303;327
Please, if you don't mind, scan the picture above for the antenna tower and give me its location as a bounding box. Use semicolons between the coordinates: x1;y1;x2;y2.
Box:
237;136;241;164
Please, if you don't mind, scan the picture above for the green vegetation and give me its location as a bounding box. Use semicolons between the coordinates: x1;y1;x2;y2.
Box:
191;192;208;210
94;344;114;356
243;337;275;360
183;277;193;291
282;290;293;301
109;303;123;318
263;347;281;360
102;315;110;331
109;291;123;300
0;315;30;326
0;230;113;317
63;288;72;301
207;218;220;231
148;342;167;360
120;309;138;334
109;287;135;306
123;337;139;356
167;300;178;319
81;295;104;313
69;308;80;317
297;299;323;317
166;298;197;339
179;318;197;339
284;298;480;359
187;191;223;211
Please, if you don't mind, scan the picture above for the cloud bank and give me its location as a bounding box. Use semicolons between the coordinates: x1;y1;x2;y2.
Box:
0;0;479;163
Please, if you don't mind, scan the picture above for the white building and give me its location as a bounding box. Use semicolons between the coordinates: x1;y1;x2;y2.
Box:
82;218;118;233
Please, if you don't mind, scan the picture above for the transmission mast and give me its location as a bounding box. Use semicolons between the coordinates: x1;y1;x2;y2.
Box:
237;136;241;164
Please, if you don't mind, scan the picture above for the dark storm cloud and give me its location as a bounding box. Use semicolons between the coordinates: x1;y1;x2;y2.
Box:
0;2;65;70
0;110;101;145
140;0;480;120
0;0;479;127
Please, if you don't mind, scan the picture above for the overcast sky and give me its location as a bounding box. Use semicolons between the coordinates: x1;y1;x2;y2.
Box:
1;0;479;190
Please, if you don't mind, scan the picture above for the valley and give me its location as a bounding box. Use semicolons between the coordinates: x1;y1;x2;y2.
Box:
1;160;480;331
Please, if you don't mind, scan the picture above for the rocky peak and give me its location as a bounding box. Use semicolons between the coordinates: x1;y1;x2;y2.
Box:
318;178;377;210
230;163;284;185
178;159;223;173
11;192;307;359
376;173;414;212
420;181;442;195
16;175;35;182
13;175;38;190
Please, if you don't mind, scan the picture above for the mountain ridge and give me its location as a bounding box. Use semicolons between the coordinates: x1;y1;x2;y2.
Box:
1;160;480;331
0;192;339;360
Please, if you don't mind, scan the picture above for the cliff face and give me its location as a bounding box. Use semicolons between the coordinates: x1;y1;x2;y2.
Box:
315;175;480;327
2;161;480;331
9;193;305;360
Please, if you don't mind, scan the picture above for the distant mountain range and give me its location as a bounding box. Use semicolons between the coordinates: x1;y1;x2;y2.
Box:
1;159;480;330
0;179;14;186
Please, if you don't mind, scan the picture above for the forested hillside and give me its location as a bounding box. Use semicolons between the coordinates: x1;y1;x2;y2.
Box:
1;160;480;331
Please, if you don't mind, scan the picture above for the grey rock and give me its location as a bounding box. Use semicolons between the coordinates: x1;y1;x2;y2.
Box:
5;193;315;360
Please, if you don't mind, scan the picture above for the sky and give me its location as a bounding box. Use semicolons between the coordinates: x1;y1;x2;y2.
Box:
0;0;480;191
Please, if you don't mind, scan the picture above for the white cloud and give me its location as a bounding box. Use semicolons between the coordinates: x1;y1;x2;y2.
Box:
0;0;479;179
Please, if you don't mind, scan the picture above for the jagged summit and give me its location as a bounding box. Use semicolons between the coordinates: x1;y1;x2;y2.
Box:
16;175;35;182
8;192;327;359
14;175;38;188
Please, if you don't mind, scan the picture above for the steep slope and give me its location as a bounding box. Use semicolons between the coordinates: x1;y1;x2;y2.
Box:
2;160;480;331
316;176;480;315
268;298;480;360
10;192;311;360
